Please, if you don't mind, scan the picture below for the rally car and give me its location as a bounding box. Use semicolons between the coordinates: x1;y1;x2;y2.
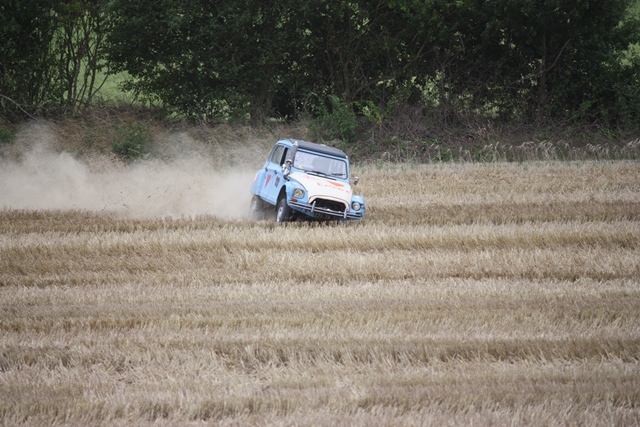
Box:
249;139;365;222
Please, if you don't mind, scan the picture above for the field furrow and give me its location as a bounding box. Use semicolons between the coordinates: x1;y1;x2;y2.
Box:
1;160;639;426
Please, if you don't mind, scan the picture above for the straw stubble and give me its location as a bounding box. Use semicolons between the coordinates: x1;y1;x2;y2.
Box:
1;161;639;426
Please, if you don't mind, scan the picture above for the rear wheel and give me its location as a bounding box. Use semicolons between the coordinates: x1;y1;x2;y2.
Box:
276;198;291;223
249;196;266;220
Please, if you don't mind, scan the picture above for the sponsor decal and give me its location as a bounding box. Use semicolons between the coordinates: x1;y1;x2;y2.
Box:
275;177;280;187
265;175;272;187
316;181;349;192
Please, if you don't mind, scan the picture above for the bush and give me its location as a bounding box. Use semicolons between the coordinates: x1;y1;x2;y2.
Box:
110;122;152;161
0;127;14;145
312;95;357;143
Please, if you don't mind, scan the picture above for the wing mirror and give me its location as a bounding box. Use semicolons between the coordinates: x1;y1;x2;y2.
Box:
282;159;292;178
282;141;298;179
353;176;359;185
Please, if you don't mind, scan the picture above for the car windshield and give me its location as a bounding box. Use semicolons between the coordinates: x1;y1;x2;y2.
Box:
294;151;347;178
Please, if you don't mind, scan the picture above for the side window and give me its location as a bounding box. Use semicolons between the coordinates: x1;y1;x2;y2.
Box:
270;146;285;165
270;146;289;166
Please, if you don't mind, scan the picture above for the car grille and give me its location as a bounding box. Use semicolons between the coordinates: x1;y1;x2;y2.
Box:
288;197;362;219
313;198;347;214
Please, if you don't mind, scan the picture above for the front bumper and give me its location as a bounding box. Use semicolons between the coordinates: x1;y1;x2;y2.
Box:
289;199;364;220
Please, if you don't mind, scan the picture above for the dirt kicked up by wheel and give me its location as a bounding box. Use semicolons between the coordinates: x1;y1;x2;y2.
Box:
249;195;269;221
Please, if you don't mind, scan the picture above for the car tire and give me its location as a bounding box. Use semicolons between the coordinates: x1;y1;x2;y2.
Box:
276;198;291;223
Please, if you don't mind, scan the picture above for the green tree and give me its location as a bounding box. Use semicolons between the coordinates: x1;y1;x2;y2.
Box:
105;0;438;124
106;0;303;124
288;0;443;120
0;0;112;119
102;0;640;127
0;0;60;118
54;0;112;114
410;0;640;124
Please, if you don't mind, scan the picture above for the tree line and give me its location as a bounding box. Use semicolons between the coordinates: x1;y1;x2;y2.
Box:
2;0;639;130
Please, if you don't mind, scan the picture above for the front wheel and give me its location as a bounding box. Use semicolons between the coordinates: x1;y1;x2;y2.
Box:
276;198;292;223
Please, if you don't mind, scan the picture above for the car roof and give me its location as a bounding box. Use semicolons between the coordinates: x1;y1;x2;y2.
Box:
282;139;348;159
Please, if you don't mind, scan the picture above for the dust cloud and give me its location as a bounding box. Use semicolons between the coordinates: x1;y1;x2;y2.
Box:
0;122;263;220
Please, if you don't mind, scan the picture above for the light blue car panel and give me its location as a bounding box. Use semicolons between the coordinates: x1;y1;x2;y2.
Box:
254;143;288;204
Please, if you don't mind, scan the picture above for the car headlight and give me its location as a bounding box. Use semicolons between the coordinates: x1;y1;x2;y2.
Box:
352;201;361;211
293;188;304;199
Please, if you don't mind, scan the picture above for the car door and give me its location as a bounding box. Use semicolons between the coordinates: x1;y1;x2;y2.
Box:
252;148;276;198
262;145;289;205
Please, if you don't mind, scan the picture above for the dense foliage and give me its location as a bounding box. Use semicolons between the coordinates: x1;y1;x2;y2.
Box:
0;0;109;117
1;0;639;129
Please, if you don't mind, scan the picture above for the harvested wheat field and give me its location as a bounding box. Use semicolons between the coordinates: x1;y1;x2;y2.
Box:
1;160;639;426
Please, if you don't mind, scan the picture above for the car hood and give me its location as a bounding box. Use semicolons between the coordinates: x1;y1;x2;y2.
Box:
290;172;352;204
